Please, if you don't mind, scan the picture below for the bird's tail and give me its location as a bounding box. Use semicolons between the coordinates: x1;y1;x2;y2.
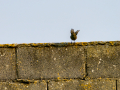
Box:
75;30;80;35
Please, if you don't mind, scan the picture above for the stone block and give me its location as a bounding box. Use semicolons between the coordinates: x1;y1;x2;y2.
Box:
48;79;82;90
17;46;86;79
117;79;120;89
87;45;120;78
48;79;116;90
0;48;16;80
0;80;47;90
81;79;116;90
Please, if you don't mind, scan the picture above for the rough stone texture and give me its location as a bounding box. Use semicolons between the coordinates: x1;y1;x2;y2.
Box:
48;79;116;90
48;79;83;90
87;45;120;78
0;80;47;90
81;79;116;90
17;46;86;79
0;41;120;89
0;48;16;80
117;79;120;90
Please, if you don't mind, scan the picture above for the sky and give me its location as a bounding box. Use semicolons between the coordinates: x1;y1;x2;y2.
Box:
0;0;120;44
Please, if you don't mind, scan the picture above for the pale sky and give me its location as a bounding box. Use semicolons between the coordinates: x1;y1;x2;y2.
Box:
0;0;120;44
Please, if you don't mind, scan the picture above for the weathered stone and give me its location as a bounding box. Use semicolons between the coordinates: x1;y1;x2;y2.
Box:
87;45;120;78
117;79;120;89
17;46;86;79
0;48;16;80
48;79;83;90
81;79;116;90
48;79;116;90
0;80;47;90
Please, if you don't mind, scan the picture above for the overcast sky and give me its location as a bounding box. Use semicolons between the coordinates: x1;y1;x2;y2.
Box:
0;0;120;44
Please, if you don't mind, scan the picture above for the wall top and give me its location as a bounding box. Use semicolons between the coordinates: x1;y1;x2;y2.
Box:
0;41;120;48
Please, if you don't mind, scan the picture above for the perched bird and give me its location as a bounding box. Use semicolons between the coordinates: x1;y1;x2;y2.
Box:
70;29;80;43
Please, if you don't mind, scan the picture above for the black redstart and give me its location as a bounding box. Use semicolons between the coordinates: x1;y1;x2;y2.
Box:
70;29;80;43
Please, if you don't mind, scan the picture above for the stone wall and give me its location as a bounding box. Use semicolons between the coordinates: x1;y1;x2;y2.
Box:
0;41;120;90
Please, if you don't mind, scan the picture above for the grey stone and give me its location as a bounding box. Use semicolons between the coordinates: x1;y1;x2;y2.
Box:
17;46;86;79
87;45;120;78
0;48;16;80
117;79;120;89
48;79;116;90
82;79;116;90
0;80;47;90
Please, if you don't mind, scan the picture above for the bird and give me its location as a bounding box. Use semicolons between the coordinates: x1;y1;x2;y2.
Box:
70;29;80;43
